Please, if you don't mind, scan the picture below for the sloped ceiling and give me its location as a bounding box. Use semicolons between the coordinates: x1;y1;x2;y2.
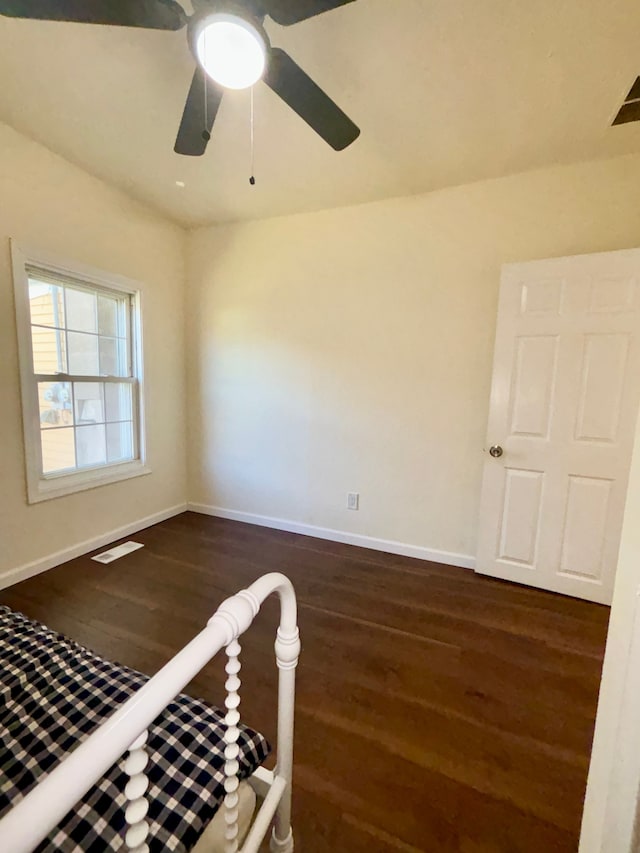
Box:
0;0;639;225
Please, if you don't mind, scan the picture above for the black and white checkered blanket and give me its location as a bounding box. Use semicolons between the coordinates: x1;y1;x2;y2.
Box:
0;606;270;852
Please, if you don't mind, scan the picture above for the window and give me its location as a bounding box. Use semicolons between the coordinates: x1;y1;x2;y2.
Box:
12;243;148;503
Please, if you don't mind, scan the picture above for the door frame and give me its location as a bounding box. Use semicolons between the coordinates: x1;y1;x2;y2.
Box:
580;406;640;852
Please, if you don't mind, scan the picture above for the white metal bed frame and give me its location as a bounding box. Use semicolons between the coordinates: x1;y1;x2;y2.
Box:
0;572;300;853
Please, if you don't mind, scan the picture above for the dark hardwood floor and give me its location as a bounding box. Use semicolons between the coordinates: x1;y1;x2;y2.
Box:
0;512;610;852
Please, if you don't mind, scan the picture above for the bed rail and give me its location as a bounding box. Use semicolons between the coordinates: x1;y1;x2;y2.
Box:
0;572;300;853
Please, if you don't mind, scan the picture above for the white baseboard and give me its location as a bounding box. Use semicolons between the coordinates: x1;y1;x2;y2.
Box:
187;502;476;570
0;503;187;590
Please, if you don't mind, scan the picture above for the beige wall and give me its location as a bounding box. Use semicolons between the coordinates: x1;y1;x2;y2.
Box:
0;120;186;578
186;153;640;559
3;121;640;577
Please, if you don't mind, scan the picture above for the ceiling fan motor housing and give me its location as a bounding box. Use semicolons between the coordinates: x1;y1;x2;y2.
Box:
187;0;271;70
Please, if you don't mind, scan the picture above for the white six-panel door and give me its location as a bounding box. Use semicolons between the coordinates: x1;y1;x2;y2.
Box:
476;250;640;604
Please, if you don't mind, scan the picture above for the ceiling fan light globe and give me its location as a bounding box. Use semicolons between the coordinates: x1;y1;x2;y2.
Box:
196;14;266;90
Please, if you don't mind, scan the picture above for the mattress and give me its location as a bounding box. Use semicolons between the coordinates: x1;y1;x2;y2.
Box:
0;606;270;852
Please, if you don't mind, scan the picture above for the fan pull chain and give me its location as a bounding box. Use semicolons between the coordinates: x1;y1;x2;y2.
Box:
249;86;256;186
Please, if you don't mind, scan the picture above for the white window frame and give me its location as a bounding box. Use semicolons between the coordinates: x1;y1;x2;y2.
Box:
11;241;150;504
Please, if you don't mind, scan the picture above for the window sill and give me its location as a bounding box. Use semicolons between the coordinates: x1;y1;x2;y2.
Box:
27;460;151;504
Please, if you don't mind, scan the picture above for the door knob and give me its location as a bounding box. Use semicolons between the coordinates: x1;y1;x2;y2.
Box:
489;445;503;458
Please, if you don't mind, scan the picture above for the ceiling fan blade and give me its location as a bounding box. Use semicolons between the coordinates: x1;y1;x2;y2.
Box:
0;0;187;29
263;0;355;26
174;67;223;156
264;47;359;150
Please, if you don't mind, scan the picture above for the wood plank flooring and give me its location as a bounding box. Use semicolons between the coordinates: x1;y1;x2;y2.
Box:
0;512;610;851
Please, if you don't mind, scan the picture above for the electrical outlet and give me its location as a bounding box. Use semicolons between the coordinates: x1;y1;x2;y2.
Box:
347;492;359;511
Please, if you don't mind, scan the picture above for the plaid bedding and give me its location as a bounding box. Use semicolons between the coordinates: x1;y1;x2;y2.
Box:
0;606;270;852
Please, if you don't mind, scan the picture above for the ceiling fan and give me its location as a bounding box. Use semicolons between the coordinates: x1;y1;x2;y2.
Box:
0;0;360;156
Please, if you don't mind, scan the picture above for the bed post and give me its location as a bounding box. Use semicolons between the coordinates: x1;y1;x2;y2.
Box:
270;622;300;853
213;573;300;853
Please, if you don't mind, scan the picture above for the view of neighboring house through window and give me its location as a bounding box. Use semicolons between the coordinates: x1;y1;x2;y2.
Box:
12;245;146;503
29;271;137;475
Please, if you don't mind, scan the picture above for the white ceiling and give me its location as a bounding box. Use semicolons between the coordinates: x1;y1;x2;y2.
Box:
1;0;640;226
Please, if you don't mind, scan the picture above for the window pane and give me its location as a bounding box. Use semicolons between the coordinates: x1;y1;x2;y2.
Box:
65;287;97;333
99;337;127;376
105;383;132;422
31;326;67;373
76;424;106;468
74;382;104;424
41;427;76;474
107;421;134;463
67;331;99;375
98;294;120;337
38;382;73;429
29;281;65;329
